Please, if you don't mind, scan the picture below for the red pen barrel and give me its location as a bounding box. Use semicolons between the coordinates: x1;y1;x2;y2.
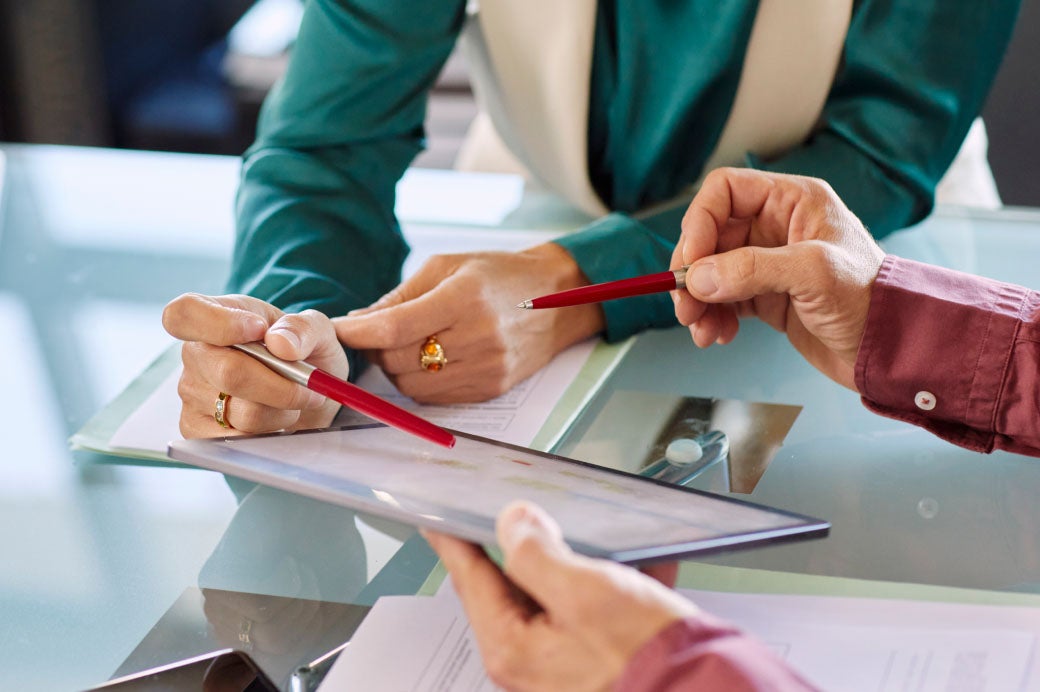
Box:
528;270;682;309
306;369;456;448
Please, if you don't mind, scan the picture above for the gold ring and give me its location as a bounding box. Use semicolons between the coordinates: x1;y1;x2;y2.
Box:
215;392;232;429
419;336;447;372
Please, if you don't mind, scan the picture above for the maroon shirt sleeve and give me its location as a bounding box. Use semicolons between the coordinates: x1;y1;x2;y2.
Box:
854;255;1040;456
613;614;820;692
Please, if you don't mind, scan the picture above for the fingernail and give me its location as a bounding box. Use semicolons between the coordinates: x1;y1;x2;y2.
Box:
246;317;268;339
497;503;541;553
268;327;300;350
688;263;718;296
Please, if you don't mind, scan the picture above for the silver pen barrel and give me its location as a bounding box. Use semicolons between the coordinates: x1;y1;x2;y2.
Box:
231;342;316;387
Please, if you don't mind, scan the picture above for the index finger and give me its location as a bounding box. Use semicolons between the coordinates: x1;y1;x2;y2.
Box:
681;168;770;265
682;168;823;265
424;531;533;643
332;286;458;349
163;293;280;344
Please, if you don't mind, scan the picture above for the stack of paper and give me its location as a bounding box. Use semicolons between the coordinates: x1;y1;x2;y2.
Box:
319;583;1040;691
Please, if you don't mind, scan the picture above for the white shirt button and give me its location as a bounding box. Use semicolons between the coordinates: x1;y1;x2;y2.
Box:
915;391;937;411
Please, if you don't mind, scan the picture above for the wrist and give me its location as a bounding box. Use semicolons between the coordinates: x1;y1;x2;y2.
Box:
521;243;606;349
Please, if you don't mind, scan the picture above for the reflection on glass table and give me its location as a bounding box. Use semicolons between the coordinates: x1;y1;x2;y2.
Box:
569;318;1040;594
557;390;801;496
639;430;730;488
100;482;434;691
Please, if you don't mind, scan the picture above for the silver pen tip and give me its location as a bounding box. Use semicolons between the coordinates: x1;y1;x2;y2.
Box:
516;300;533;309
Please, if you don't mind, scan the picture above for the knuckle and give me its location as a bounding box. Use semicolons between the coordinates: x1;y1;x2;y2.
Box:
422;253;457;275
703;167;727;188
508;532;546;567
297;308;331;328
374;318;404;345
179;340;197;366
230;401;281;433
802;240;834;270
388;348;414;375
483;372;511;400
800;242;840;289
731;248;758;282
175;374;194;403
568;567;622;619
274;311;310;335
483;647;523;687
284;384;317;410
178;416;197;439
161;294;196;334
211;354;246;392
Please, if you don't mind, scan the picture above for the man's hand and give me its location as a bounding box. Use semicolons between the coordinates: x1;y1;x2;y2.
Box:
672;168;885;389
425;502;697;691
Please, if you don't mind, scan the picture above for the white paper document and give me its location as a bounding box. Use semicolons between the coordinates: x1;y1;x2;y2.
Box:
106;338;599;458
319;587;1040;692
345;338;595;446
688;590;1038;692
320;596;495;692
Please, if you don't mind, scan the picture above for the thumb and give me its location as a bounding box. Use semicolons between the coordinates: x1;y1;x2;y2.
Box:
685;244;807;303
497;501;587;610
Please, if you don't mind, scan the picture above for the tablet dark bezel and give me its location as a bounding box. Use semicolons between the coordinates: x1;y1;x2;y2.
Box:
169;423;829;565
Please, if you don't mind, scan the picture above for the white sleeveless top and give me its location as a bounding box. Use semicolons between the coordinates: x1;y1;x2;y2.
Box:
456;0;998;215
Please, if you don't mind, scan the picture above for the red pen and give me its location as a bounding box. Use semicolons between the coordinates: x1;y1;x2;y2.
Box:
231;342;456;448
517;266;690;309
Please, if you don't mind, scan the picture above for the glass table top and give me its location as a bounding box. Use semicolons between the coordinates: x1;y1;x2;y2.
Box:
2;144;1038;691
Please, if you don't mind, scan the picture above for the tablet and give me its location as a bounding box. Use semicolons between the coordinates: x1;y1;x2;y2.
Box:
169;424;828;564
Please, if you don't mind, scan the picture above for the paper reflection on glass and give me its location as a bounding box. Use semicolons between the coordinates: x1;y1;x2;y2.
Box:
557;391;801;494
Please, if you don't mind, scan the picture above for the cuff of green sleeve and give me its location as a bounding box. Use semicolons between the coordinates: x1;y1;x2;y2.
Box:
552;212;680;342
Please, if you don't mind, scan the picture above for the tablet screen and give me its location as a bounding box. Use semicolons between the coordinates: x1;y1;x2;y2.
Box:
170;425;827;563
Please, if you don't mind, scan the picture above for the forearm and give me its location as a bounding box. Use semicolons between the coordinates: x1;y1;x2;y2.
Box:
226;0;465;376
855;256;1040;457
230;142;413;317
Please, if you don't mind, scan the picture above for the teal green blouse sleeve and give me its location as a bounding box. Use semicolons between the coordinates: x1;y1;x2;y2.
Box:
559;0;1020;343
753;0;1020;236
554;205;687;344
227;0;465;375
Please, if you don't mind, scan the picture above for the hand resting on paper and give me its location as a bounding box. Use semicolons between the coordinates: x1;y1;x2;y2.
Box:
672;168;885;390
162;243;604;437
331;243;604;404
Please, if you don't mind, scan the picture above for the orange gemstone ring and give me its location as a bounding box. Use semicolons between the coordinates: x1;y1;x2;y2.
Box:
419;336;448;372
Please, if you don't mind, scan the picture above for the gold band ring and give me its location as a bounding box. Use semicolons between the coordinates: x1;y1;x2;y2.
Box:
215;392;232;429
419;336;448;372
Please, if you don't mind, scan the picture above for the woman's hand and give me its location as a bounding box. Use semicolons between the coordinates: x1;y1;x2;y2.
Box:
333;243;605;404
672;168;885;389
162;293;347;438
425;501;697;691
